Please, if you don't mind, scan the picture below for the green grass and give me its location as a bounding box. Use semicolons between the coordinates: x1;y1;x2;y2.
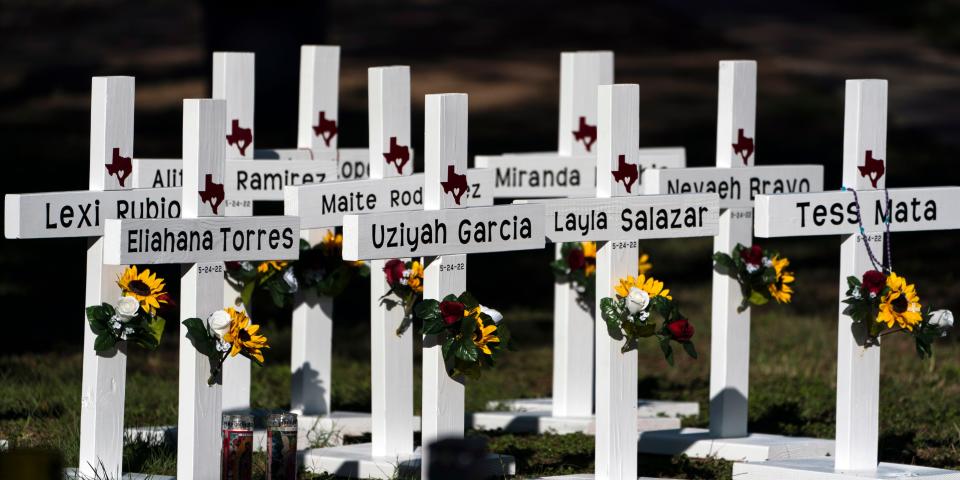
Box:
1;279;959;478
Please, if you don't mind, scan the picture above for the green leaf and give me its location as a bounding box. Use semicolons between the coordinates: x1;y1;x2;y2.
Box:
94;334;117;353
748;290;770;307
441;336;456;362
712;252;738;278
144;314;166;347
600;298;624;341
682;341;698;359
182;318;216;357
240;280;257;312
458;292;479;309
454;339;479;363
659;338;675;366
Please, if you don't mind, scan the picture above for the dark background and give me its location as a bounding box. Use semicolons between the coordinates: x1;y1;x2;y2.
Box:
3;0;960;352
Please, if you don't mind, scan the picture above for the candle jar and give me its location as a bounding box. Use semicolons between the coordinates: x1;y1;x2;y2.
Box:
266;412;298;479
221;414;254;480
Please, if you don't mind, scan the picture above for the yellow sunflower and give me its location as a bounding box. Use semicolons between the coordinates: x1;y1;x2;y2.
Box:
257;260;288;273
877;272;923;330
322;230;343;251
767;256;794;304
117;265;168;314
466;307;500;355
581;241;597;276
614;274;672;300
638;253;652;275
222;307;269;362
407;260;424;293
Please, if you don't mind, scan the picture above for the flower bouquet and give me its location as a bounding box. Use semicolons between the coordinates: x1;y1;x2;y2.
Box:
294;230;369;298
183;306;269;385
713;244;794;312
599;274;696;365
414;292;510;379
843;270;953;358
550;241;597;309
381;258;424;335
86;266;169;353
225;260;297;310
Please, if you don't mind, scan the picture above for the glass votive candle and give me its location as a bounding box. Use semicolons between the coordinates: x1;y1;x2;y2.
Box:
266;412;298;479
221;413;254;480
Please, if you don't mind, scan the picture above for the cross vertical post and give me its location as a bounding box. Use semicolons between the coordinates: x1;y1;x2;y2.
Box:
834;79;886;470
290;45;341;418
79;76;135;478
420;94;469;477
368;65;415;457
553;51;612;419
594;83;640;480
709;60;756;438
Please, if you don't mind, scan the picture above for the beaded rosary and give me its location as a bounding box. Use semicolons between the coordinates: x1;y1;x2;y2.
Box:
842;185;893;274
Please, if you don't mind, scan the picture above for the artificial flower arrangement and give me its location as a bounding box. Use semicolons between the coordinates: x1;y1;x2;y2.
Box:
842;269;954;358
225;230;369;310
713;244;794;312
86;266;169;353
551;241;654;311
414;292;511;379
550;242;597;309
183;306;269;385
381;258;425;335
599;274;696;365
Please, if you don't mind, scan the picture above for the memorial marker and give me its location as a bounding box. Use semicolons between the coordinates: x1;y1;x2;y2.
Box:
638;61;833;461
472;50;697;435
104;98;298;480
732;81;960;479
4;77;182;478
337;93;529;479
531;84;719;480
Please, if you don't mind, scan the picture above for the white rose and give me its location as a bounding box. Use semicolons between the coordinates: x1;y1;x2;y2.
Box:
208;310;232;339
115;296;141;322
929;309;954;334
626;287;650;315
480;305;503;324
283;268;299;293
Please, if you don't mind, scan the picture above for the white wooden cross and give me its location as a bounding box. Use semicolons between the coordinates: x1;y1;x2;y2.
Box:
471;51;694;434
289;72;494;478
733;80;960;479
103;98;299;480
340;93;540;479
531;84;720;480
4;77;183;478
637;61;832;461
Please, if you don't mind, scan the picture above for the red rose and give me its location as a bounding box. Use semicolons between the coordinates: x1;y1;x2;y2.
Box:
667;319;695;342
739;245;763;266
439;301;466;326
383;259;406;286
861;270;886;296
567;247;586;271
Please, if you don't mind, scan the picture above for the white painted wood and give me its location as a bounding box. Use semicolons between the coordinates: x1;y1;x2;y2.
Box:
709;60;756;439
834;79;886;472
733;457;960;479
470;409;679;435
754;186;960;237
89;77;135;191
368;65;415;458
559;51;614;156
5;188;182;239
213;52;255;159
177;261;225;480
131;159;182;188
551;241;594;418
79;237;128;478
103;215;299;264
298;45;340;152
642;165;823;208
487;397;699;418
594;83;639;480
369;66;413;179
286;170;495;229
338;147;372;180
420;93;469;480
77;76;136;478
638;428;835;462
523;193;718;242
225;159;336;200
291;279;334;415
341;203;544;260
